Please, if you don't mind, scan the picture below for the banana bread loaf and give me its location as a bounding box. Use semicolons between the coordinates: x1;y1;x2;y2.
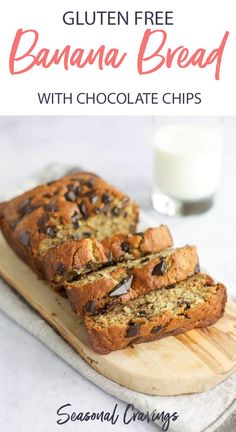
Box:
43;225;173;287
0;172;139;277
84;273;227;354
65;245;199;315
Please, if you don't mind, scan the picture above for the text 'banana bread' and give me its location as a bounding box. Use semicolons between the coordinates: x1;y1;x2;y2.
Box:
0;172;139;277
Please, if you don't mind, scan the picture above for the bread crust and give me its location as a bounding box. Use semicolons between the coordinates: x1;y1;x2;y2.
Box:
84;281;227;354
43;225;173;286
0;172;139;276
43;237;108;286
65;245;199;315
102;225;173;261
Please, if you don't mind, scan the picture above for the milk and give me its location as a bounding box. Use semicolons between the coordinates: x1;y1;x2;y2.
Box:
153;125;223;202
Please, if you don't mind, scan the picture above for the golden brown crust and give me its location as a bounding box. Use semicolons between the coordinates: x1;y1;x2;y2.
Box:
131;245;198;294
65;245;199;315
84;281;227;354
102;225;173;260
43;225;173;286
43;238;108;286
0;172;139;276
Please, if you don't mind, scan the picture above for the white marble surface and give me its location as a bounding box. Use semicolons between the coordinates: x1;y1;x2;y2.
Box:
0;117;235;432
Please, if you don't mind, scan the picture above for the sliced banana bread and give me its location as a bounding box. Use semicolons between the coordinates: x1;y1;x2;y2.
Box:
43;225;173;287
65;245;199;315
0;172;139;277
84;273;227;354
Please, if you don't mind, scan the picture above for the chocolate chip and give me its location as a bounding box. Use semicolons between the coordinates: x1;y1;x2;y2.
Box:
56;263;66;276
25;205;40;216
18;197;40;217
104;301;116;312
166;284;176;290
109;275;133;297
83;190;99;204
195;263;200;273
107;251;114;263
10;220;19;230
57;287;68;298
71;211;80;228
19;198;31;212
140;257;149;264
67;184;75;191
85;180;94;189
45;225;58;238
94;207;101;214
126;322;141;338
121;242;131;253
37;213;50;233
82;232;92;238
46;180;56;185
89;194;98;204
66;184;81;198
64;191;76;202
177;300;191;310
102;193;112;204
44;201;59;212
84;300;97;315
151;259;167;276
20;231;30;247
151;325;164;334
79;201;88;219
75;186;82;197
136;310;146;317
98;300;117;315
111;207;122;217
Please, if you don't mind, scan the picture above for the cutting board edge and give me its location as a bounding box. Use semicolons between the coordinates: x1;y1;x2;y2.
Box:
0;231;236;396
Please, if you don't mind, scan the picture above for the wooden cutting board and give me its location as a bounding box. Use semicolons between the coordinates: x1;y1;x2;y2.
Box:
0;231;235;396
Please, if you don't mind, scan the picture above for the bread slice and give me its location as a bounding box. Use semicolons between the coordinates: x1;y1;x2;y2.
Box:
0;172;139;277
43;225;173;286
65;245;199;315
84;273;227;354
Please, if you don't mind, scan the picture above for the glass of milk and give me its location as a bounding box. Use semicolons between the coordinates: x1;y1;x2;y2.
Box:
152;120;223;216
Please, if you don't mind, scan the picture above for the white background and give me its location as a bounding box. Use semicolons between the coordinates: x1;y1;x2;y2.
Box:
0;116;236;432
0;0;236;114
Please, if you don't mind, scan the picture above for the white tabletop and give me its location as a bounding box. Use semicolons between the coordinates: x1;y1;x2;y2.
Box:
0;117;235;432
